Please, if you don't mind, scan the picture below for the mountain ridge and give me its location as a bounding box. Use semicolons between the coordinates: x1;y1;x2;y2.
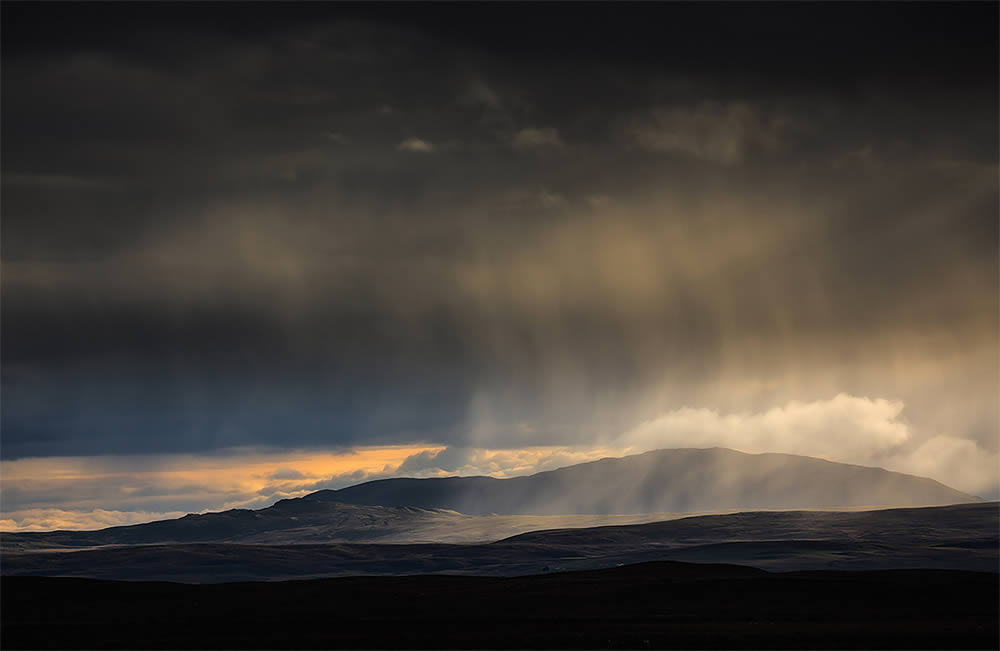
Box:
305;447;978;514
1;448;977;548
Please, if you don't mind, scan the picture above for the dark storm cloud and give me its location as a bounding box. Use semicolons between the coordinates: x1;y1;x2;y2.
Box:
2;2;997;460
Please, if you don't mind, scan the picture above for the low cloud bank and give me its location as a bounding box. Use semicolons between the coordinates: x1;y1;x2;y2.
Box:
617;394;997;497
0;446;440;530
0;508;188;532
2;394;994;530
397;446;623;478
396;395;997;498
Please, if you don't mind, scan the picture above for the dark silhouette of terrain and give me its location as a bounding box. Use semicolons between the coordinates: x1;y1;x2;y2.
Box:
310;448;979;514
4;502;995;582
3;561;996;649
1;501;460;549
4;448;978;553
1;502;683;549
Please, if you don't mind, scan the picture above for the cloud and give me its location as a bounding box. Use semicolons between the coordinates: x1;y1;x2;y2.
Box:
3;174;120;191
465;79;502;111
890;436;999;499
618;394;998;497
2;392;995;531
512;127;563;150
621;394;909;464
0;445;445;527
0;508;189;532
397;137;435;152
398;447;474;473
462;79;525;135
628;102;785;163
396;445;625;479
269;467;307;480
0;443;625;530
1;5;994;477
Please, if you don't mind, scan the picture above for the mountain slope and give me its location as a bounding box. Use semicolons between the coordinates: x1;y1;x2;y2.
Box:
2;504;686;550
497;501;999;571
309;447;978;514
2;448;976;550
1;501;460;549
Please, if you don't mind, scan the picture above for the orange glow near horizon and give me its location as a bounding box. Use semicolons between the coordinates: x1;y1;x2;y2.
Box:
0;444;633;531
0;445;446;530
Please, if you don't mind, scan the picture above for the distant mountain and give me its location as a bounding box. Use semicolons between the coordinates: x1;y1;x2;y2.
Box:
309;447;978;514
3;448;977;552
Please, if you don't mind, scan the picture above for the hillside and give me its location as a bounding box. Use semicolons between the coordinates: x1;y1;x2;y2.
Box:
310;447;978;514
3;502;995;582
1;502;684;550
1;501;459;550
3;448;978;552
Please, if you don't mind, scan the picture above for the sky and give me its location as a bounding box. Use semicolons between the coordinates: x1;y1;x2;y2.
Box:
2;2;998;530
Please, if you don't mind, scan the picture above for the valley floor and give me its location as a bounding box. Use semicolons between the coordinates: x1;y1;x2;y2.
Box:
3;502;996;582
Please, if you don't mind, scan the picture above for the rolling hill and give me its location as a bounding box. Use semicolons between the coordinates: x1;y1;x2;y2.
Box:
3;502;995;581
309;447;978;514
2;448;978;553
1;501;681;550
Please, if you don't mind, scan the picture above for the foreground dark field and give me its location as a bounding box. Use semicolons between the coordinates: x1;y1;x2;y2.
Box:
3;561;997;650
4;502;996;582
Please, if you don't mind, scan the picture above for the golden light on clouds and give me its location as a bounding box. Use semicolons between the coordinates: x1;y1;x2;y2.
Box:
0;445;443;530
1;445;443;484
2;3;995;538
0;444;627;531
4;388;997;533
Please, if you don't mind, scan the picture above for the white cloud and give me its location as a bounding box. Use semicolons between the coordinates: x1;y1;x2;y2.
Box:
512;127;564;151
618;394;997;497
397;137;434;152
621;394;909;464
3;396;993;532
889;436;999;498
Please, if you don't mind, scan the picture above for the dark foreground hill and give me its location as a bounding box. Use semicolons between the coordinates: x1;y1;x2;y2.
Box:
4;502;995;582
309;447;978;514
4;561;997;649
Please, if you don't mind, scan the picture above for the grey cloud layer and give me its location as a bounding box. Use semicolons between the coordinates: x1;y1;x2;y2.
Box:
2;4;997;462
